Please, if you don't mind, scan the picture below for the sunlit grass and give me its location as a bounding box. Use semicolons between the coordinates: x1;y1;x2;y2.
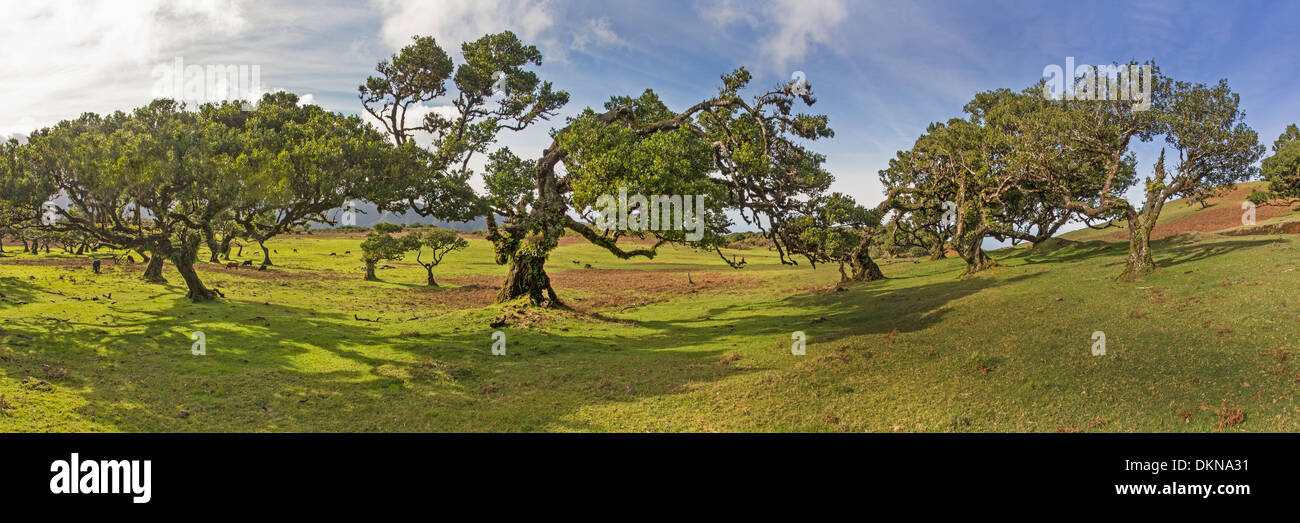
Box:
2;228;1298;432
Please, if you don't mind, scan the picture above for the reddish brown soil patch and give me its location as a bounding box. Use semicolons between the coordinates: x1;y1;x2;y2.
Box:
395;268;762;313
399;275;501;310
1098;186;1296;240
196;264;353;281
550;268;760;310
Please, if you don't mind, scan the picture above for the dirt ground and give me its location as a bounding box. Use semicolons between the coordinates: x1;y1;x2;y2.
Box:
1098;186;1297;240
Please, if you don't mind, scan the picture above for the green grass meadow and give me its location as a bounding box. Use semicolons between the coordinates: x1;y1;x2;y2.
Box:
2;227;1298;432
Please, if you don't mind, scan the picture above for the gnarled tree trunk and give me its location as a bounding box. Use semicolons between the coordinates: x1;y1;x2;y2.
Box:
928;242;946;260
167;236;221;302
204;227;221;263
848;240;885;282
958;237;996;278
1118;215;1157;281
259;239;272;266
497;245;558;305
173;258;218;301
141;254;166;283
218;235;234;261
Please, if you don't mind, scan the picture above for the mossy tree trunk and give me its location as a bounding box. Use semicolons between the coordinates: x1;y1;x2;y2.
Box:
1118;212;1159;281
957;235;996;278
496;240;559;305
258;239;272;266
142;253;166;283
173;257;218;301
162;235;220;302
928;242;946;260
848;239;885;282
204;226;221;263
218;235;234;261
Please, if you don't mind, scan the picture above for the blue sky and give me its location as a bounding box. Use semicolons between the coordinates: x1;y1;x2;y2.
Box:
3;0;1298;234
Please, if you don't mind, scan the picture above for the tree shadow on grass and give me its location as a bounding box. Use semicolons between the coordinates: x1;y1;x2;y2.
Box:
0;252;1048;433
0;275;41;308
0;287;767;432
626;272;1044;360
1155;238;1286;269
1003;240;1125;266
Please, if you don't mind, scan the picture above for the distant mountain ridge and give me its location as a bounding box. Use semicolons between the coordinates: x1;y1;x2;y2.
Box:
309;201;487;231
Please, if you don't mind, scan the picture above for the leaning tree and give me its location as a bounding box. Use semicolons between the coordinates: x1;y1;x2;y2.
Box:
359;32;835;306
31;101;243;300
484;67;834;305
1111;79;1263;279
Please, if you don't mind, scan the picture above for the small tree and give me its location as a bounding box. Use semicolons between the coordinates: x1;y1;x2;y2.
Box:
360;230;416;281
408;228;468;286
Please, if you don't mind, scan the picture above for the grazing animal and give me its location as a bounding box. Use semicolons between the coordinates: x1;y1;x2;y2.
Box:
344;251;351;254
241;260;252;266
91;259;101;274
329;252;337;256
572;260;580;264
226;261;239;269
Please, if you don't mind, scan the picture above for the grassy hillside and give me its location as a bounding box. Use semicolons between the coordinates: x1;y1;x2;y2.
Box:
1061;181;1300;242
2;218;1299;432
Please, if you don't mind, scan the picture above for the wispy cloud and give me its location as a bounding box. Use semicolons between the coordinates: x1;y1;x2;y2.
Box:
697;0;848;71
372;0;556;51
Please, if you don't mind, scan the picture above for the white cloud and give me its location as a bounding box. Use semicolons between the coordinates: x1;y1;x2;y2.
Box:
358;102;461;148
0;0;249;134
571;17;627;53
697;0;848;70
760;0;848;70
696;0;758;28
371;0;555;51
